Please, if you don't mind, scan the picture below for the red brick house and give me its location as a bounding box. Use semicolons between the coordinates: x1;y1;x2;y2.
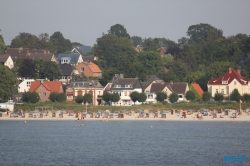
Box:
29;81;64;101
75;61;102;78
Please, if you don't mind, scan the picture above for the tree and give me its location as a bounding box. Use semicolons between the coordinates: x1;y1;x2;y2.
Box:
10;32;40;49
202;92;211;101
156;91;167;102
18;58;37;78
214;93;224;102
108;24;130;39
49;92;66;102
0;30;5;54
131;36;142;47
50;31;67;55
0;65;18;102
102;92;112;105
143;38;158;52
230;89;241;101
130;91;140;104
83;94;93;104
22;92;40;103
40;61;62;80
111;93;120;103
75;95;84;104
169;92;179;103
138;93;147;103
243;94;250;103
49;92;57;102
185;90;196;101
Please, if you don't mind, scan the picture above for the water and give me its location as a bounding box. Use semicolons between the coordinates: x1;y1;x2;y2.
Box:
0;120;249;166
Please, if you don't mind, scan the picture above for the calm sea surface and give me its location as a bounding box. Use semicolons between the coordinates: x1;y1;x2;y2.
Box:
0;120;249;166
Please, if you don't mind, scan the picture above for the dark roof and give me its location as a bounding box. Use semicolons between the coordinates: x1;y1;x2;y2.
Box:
110;78;142;90
150;82;188;94
82;56;95;62
5;47;28;62
0;54;10;62
57;54;80;64
59;64;75;76
74;46;92;55
27;53;54;61
29;49;50;54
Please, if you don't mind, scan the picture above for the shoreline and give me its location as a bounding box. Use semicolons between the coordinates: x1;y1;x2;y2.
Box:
1;113;250;122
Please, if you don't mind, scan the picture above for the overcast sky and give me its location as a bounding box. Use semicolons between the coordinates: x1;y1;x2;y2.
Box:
0;0;250;47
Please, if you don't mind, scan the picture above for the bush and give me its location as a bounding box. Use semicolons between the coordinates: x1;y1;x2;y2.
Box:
49;92;66;102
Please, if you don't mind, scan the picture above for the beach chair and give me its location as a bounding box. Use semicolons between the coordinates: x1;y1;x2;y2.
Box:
161;113;166;118
52;112;56;117
59;112;63;118
146;113;149;118
224;109;229;116
29;112;33;118
109;113;114;118
39;113;43;118
0;112;2;117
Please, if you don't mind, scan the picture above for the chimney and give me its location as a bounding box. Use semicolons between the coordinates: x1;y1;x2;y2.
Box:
170;80;173;84
237;70;241;75
228;68;232;74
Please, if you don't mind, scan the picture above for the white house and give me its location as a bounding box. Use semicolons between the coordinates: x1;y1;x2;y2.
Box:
18;79;35;93
0;55;14;69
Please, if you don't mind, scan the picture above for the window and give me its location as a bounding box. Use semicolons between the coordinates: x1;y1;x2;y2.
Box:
27;81;31;87
125;84;130;88
221;89;224;94
234;81;236;85
116;84;121;88
125;92;127;96
81;67;84;72
43;92;46;96
216;89;218;93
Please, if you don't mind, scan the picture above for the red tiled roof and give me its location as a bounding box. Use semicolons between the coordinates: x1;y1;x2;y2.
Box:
191;83;204;97
208;68;249;85
30;81;62;92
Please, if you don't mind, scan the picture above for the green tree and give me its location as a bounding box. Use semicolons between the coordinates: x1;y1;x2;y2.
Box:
10;32;41;49
230;89;241;101
138;93;147;103
75;95;84;104
202;92;211;101
169;92;179;103
0;65;18;102
40;61;62;80
49;92;66;102
49;92;57;102
185;90;196;101
130;91;140;104
0;31;5;54
143;38;158;52
83;93;93;104
102;92;112;105
156;91;167;102
50;31;67;55
131;36;142;47
243;94;250;103
18;58;37;78
214;93;224;102
108;24;130;39
111;92;120;103
22;91;40;103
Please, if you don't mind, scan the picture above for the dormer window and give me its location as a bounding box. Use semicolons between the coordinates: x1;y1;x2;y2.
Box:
222;81;228;84
116;84;121;88
125;84;131;88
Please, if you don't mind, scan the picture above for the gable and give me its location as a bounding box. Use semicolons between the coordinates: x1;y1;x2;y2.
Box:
191;83;204;97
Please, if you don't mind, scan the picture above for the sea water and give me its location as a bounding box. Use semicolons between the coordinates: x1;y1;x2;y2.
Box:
0;120;249;166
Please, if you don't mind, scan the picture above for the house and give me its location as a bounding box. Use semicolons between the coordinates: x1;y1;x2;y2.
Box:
146;81;189;103
18;79;35;93
158;47;167;56
207;68;250;98
135;45;143;52
57;53;83;65
29;49;50;54
5;47;29;62
191;83;204;98
75;61;102;78
0;54;14;69
29;81;63;101
27;53;57;62
66;80;104;105
59;64;79;84
104;74;143;106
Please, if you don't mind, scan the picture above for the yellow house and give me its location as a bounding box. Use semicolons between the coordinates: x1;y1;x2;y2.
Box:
207;68;250;98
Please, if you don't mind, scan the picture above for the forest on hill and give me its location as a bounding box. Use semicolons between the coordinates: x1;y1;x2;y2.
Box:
1;23;250;91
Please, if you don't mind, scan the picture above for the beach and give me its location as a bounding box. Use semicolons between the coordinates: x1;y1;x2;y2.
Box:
1;110;250;122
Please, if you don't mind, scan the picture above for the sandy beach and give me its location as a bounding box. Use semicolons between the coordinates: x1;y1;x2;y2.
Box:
1;110;250;122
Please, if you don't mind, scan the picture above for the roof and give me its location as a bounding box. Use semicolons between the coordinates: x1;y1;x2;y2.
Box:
29;49;50;54
88;62;102;73
67;80;103;89
82;56;95;62
30;81;62;92
110;78;142;90
57;54;80;64
27;53;54;61
74;46;92;55
0;54;10;62
5;47;28;62
59;64;75;76
207;68;249;85
150;82;188;94
191;83;204;97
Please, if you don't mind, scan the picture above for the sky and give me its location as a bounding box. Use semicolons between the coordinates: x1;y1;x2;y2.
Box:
0;0;250;47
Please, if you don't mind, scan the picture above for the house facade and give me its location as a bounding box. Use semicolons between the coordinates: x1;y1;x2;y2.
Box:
66;81;104;105
57;53;83;65
75;61;102;78
0;55;14;69
29;81;63;101
18;79;35;93
207;68;250;98
59;64;79;84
